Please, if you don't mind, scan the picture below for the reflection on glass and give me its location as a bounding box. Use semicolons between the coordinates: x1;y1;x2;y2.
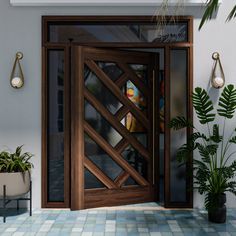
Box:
49;23;188;43
122;145;148;182
134;133;148;149
159;70;165;134
84;100;122;147
170;49;187;202
124;79;147;133
47;50;64;202
129;64;148;83
85;134;123;182
124;177;138;186
84;66;122;114
85;168;105;189
97;62;123;81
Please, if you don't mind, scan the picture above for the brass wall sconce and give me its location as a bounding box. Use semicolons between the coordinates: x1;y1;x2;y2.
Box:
10;52;24;89
211;52;225;89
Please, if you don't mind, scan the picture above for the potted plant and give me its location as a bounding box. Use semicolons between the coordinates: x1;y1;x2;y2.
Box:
170;84;236;223
0;145;33;197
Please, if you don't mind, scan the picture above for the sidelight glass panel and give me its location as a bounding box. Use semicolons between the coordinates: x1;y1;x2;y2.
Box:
84;65;122;114
48;22;188;43
170;49;188;202
85;134;123;182
97;62;123;81
47;50;65;202
84;100;122;147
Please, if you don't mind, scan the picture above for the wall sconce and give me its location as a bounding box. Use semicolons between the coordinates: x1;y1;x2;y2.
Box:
211;52;225;89
10;52;24;89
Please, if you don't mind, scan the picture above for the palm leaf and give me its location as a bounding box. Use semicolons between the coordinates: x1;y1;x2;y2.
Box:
198;144;218;164
210;124;222;143
218;84;236;119
192;87;215;124
169;116;193;130
226;5;236;21
191;132;209;142
176;144;190;163
199;0;219;30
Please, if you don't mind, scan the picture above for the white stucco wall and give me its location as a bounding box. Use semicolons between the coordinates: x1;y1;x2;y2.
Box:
0;0;236;209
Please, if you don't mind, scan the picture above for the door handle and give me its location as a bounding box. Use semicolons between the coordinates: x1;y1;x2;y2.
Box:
152;69;155;185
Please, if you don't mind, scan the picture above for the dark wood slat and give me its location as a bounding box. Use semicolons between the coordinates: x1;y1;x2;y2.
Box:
115;106;129;121
114;140;130;188
84;88;150;160
118;63;148;97
114;139;129;154
84;157;117;189
116;73;129;88
43;15;193;24
71;46;85;210
114;171;130;187
85;60;149;129
84;122;149;186
84;186;155;209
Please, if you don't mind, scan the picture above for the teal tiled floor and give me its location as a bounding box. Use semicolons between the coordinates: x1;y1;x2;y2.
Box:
1;203;236;235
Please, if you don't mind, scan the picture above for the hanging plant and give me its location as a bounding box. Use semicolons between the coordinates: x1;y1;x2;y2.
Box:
158;0;236;30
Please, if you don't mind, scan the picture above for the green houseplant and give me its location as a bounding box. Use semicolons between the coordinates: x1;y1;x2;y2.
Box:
170;84;236;223
159;0;236;29
0;145;33;197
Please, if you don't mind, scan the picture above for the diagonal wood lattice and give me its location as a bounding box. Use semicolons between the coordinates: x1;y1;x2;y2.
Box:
81;47;156;190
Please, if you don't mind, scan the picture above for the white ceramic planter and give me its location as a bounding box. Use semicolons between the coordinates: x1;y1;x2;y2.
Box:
0;171;30;197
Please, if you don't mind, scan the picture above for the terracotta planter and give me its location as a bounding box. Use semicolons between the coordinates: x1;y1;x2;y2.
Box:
0;171;30;197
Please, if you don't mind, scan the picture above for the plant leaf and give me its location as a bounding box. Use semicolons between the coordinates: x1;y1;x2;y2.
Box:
192;87;215;124
218;84;236;119
199;0;219;30
226;5;236;21
169;116;193;130
210;124;222;143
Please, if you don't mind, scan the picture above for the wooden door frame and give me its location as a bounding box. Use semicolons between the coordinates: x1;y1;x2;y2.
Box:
42;15;193;209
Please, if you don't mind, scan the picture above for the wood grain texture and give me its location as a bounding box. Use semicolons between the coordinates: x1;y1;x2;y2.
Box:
115;106;129;121
84;121;149;186
114;139;129;154
85;59;149;129
84;157;117;189
114;171;130;187
84;88;150;160
71;46;85;210
84;186;155;208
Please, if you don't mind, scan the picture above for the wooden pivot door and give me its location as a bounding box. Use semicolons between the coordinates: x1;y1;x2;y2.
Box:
71;46;159;210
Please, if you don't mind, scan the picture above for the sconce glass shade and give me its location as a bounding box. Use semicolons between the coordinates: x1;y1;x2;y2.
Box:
10;52;24;89
211;52;225;89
